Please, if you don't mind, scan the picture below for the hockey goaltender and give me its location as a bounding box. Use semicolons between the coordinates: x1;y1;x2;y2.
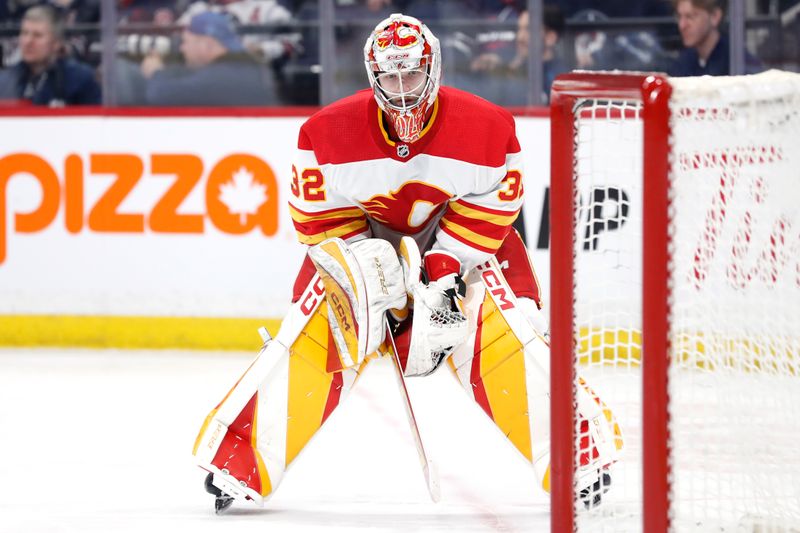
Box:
192;12;621;514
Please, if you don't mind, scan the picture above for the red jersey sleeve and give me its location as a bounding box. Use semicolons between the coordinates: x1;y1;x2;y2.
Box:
288;124;371;245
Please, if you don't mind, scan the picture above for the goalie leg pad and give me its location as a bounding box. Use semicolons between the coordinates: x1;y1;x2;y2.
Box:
193;273;369;506
448;257;623;495
309;237;407;368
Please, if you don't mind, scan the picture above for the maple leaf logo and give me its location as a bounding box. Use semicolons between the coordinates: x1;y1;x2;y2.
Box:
218;166;268;224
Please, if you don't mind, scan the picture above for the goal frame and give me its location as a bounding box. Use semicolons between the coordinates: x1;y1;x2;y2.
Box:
549;72;672;533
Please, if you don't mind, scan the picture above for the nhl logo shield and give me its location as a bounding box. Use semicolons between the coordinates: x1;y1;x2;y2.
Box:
397;144;410;158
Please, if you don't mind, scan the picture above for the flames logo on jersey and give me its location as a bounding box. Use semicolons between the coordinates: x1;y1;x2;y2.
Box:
375;21;422;50
361;181;451;234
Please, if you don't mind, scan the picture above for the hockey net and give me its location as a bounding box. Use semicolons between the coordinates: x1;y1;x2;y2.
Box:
550;70;800;532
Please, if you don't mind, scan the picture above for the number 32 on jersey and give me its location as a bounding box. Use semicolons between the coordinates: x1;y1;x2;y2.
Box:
292;165;326;202
498;170;523;202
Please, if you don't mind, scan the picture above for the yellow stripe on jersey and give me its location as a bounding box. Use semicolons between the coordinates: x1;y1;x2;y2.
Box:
295;219;369;245
289;204;364;223
439;218;505;252
448;201;520;227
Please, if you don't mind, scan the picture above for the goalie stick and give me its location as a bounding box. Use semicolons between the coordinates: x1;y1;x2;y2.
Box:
383;318;441;503
308;236;440;501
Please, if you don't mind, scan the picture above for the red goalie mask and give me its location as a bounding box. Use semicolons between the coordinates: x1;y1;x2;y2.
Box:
363;13;442;144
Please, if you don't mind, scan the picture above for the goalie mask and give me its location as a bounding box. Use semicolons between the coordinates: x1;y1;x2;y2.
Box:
364;13;441;144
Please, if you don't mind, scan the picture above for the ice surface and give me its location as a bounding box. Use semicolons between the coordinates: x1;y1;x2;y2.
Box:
0;349;549;532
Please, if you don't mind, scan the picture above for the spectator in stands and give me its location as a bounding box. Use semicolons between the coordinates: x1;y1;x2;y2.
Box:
1;0;37;23
329;0;397;99
290;0;397;104
555;0;672;18
512;6;567;100
140;11;278;105
8;4;100;105
118;0;181;24
0;68;15;96
668;0;762;76
1;0;100;24
177;0;300;72
572;8;671;71
468;5;568;104
55;0;100;24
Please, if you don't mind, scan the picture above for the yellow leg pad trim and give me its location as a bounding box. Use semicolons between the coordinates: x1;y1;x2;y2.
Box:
192;407;219;456
254;449;272;497
285;303;336;466
291;303;331;361
477;297;533;461
541;463;551;493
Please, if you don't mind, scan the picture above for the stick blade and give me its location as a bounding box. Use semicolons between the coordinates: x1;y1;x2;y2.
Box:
425;459;441;503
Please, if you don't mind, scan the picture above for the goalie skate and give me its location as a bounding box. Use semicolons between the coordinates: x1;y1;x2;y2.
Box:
203;472;236;515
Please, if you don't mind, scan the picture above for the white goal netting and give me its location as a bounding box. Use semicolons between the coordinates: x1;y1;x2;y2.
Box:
569;70;800;532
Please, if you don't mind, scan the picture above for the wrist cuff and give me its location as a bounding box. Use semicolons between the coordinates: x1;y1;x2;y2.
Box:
423;250;461;281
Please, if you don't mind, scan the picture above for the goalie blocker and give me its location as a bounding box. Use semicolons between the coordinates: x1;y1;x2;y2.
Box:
192;233;622;510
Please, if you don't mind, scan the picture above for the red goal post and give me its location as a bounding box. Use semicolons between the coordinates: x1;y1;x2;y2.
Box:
549;70;800;532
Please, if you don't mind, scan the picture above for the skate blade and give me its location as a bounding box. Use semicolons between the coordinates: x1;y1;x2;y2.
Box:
204;472;237;515
215;495;235;515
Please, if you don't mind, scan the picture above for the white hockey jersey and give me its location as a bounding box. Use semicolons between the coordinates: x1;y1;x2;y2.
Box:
289;86;525;270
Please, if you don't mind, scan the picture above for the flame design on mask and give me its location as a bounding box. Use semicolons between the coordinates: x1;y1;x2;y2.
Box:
375;21;422;51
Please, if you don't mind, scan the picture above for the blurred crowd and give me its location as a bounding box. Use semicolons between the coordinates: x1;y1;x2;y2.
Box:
0;0;797;107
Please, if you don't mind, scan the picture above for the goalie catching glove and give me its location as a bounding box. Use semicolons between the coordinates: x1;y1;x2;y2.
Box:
399;237;471;377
